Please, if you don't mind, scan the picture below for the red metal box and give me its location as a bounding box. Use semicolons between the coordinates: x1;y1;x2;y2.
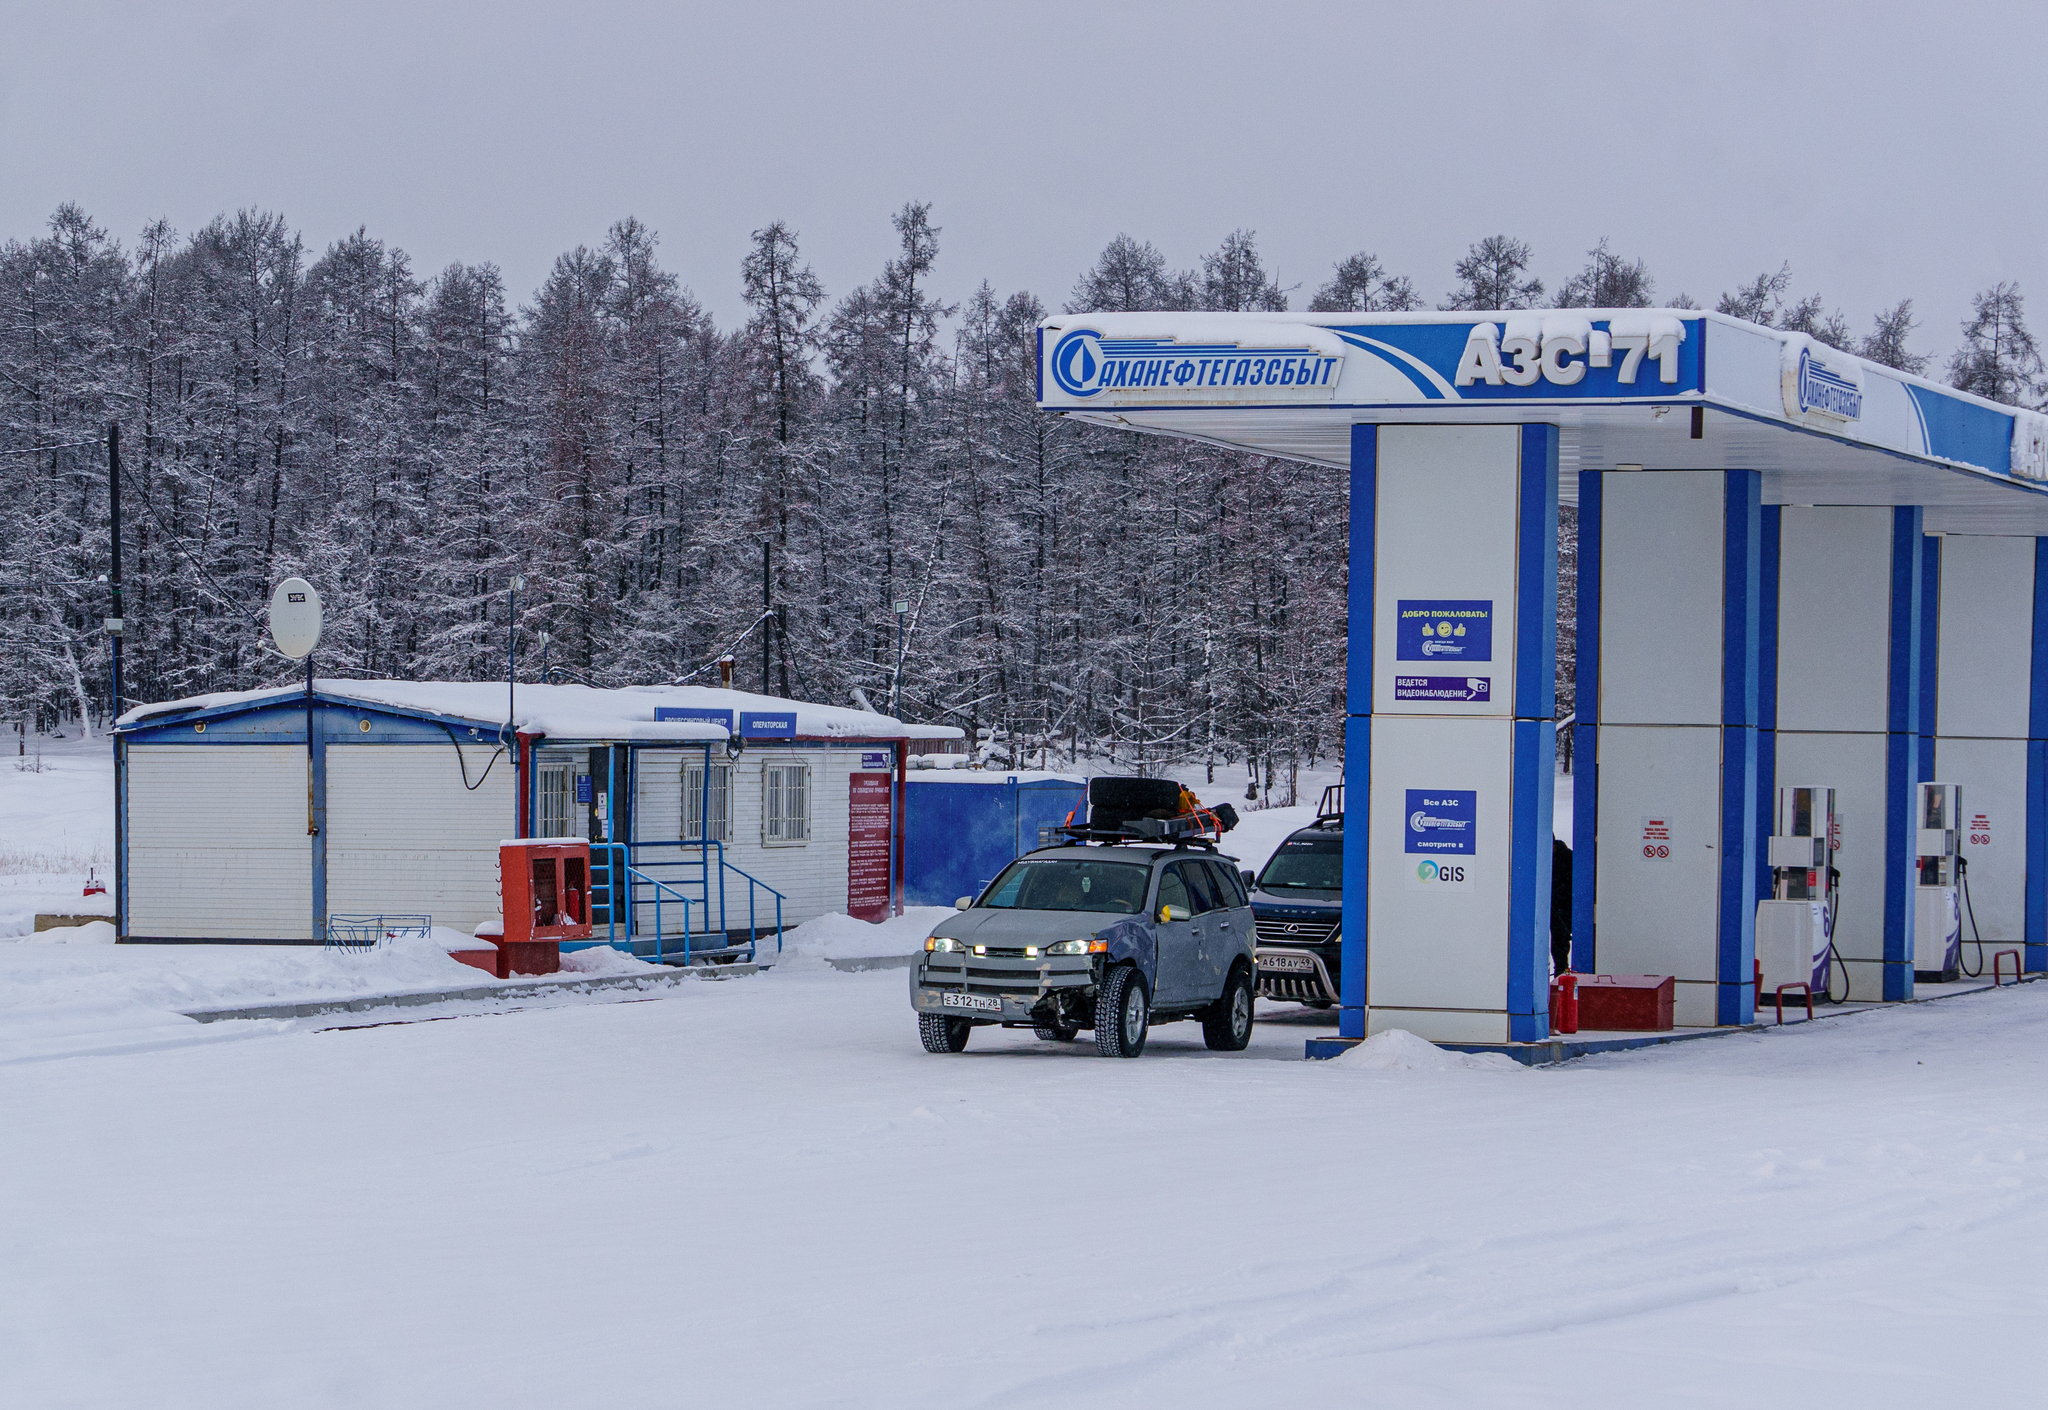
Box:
1576;974;1675;1032
499;839;594;946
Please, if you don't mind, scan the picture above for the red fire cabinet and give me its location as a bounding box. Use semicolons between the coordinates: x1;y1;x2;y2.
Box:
1576;974;1676;1032
493;839;592;977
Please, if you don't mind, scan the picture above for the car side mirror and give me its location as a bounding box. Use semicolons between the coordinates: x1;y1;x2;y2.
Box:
1158;903;1191;923
1240;869;1256;891
955;896;973;910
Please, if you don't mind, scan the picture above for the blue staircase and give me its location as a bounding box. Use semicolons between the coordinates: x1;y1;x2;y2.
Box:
570;841;786;966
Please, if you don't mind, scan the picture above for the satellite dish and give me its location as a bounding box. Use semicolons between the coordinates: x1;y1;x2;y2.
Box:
269;578;323;660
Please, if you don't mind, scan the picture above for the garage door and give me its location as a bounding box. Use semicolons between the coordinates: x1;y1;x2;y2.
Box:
127;744;312;940
326;743;514;935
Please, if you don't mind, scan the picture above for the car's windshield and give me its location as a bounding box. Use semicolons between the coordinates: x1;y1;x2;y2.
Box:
979;858;1152;914
1258;835;1341;890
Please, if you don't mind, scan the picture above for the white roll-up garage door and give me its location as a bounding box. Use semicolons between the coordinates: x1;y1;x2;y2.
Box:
127;744;312;940
325;742;513;935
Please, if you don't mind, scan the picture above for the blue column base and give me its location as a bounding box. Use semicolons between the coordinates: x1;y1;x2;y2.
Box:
1339;714;1370;1040
1508;718;1554;1043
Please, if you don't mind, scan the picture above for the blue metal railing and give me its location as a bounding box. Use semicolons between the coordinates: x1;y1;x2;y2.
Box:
327;913;431;953
566;839;786;965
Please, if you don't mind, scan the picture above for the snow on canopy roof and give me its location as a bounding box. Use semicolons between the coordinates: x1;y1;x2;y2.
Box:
118;679;964;743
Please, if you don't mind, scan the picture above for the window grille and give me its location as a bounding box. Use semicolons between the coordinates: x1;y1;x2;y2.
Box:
764;762;810;843
683;763;733;842
536;759;575;838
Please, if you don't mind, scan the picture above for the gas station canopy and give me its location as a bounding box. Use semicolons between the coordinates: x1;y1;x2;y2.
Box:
1036;310;2048;531
1036;307;2048;1048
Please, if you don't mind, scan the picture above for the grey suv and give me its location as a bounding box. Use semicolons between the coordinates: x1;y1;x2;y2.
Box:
910;844;1257;1057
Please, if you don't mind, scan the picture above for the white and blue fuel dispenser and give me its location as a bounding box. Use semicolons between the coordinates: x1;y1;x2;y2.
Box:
1756;785;1837;1001
1914;782;1963;983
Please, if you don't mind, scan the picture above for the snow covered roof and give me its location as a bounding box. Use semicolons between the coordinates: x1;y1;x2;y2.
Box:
117;679;964;744
906;769;1085;785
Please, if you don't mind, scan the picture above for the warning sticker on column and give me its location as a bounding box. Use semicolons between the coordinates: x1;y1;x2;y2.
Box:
1395;601;1493;662
1969;812;1991;847
1394;675;1491;702
1639;815;1672;860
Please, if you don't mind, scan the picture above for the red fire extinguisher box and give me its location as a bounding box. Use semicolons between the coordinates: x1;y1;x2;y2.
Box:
494;839;593;977
1576;974;1676;1032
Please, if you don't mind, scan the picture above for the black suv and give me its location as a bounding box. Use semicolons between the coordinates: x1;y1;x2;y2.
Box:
1249;788;1343;1007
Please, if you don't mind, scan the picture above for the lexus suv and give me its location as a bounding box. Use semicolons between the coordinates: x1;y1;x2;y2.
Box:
1249;812;1343;1007
910;843;1257;1058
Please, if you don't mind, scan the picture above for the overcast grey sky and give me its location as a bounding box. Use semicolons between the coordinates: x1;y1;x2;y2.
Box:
4;1;2042;366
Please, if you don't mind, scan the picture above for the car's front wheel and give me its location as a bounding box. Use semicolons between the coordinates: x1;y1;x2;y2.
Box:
1033;1023;1080;1042
1203;963;1256;1052
1095;965;1150;1058
919;1013;973;1053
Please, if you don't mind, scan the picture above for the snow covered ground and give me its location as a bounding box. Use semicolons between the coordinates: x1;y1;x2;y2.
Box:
2;741;2040;1404
4;963;2045;1406
0;732;115;935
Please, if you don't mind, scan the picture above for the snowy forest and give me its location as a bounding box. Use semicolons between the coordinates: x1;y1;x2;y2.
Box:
3;203;2043;797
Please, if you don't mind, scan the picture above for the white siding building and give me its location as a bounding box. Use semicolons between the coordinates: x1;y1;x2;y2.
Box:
114;681;960;952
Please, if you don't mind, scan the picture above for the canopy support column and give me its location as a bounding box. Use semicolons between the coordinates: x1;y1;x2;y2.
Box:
1341;423;1556;1045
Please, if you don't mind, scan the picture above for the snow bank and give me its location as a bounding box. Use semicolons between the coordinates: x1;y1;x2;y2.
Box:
20;920;115;945
1223;804;1318;876
558;945;661;977
0;931;506;1027
775;906;957;963
1331;1028;1522;1072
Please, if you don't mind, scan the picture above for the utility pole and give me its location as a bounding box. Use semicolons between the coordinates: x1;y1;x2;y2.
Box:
761;538;773;696
106;423;123;720
507;575;524;733
507;574;524;839
891;599;909;718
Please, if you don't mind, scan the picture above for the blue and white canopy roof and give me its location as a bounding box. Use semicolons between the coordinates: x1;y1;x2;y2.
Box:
1037;311;2048;532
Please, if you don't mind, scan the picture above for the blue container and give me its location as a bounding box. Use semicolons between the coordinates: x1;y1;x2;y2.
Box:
904;772;1087;908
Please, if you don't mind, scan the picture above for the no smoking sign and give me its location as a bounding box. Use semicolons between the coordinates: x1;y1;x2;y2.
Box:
1640;815;1672;861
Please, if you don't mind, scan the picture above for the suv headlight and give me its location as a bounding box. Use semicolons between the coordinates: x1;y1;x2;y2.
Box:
924;936;963;953
1047;938;1108;956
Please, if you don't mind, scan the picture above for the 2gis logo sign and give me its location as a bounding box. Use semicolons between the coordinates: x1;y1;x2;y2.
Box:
1405;789;1476;891
1412;859;1470;889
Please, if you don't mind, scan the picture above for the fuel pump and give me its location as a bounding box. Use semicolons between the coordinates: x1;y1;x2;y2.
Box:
1756;785;1838;1000
1913;782;1963;983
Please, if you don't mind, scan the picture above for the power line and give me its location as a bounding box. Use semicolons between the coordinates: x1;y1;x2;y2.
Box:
0;438;100;456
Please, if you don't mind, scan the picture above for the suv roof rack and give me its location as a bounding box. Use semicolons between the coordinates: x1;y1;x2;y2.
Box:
1315;782;1344;826
1052;823;1220;852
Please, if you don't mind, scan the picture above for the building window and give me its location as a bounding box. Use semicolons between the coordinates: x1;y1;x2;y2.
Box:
536;759;575;838
764;762;810;843
683;763;733;842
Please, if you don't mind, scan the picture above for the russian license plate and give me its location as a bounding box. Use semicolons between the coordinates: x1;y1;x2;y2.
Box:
1259;953;1314;973
942;992;1002;1013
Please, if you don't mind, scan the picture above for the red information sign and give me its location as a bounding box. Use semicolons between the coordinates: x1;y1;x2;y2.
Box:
847;772;894;921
